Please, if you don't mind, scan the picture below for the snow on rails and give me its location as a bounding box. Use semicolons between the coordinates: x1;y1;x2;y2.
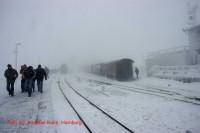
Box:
86;78;200;106
57;79;134;133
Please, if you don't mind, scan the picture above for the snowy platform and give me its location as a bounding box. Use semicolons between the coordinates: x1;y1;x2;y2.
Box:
0;73;200;133
0;77;87;133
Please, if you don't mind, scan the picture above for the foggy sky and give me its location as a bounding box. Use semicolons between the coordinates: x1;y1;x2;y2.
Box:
0;0;198;72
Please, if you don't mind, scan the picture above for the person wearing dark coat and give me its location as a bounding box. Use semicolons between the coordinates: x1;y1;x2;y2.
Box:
32;68;36;92
4;64;18;96
135;67;139;79
20;64;27;93
36;65;47;93
23;66;36;97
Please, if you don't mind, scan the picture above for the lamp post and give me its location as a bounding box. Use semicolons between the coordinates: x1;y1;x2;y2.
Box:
15;43;21;69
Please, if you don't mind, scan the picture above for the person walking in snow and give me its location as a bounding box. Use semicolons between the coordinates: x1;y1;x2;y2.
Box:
32;67;36;92
20;64;27;93
135;67;139;79
23;66;36;97
4;64;18;96
35;65;47;93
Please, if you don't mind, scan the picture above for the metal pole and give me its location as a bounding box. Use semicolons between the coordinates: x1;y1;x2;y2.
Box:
15;43;21;69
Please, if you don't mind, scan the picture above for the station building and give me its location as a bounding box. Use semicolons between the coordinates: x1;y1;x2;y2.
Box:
145;24;200;82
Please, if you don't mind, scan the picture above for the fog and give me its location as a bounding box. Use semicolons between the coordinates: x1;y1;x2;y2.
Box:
0;0;197;72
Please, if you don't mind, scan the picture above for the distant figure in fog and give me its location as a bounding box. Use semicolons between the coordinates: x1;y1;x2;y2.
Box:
20;64;27;93
36;65;47;93
4;64;18;96
24;66;36;97
135;67;139;79
44;66;50;79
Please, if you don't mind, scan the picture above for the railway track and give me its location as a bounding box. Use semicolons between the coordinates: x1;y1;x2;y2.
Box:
57;81;92;133
57;80;134;133
133;83;200;101
85;78;200;106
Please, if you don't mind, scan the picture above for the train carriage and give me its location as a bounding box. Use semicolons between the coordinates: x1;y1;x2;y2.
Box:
90;58;134;81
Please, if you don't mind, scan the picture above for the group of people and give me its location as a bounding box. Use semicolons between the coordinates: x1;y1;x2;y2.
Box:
4;64;48;97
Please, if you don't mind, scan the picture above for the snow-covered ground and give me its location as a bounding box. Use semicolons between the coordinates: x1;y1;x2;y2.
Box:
78;72;200;100
66;72;200;133
0;76;87;133
0;78;57;133
0;73;200;133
